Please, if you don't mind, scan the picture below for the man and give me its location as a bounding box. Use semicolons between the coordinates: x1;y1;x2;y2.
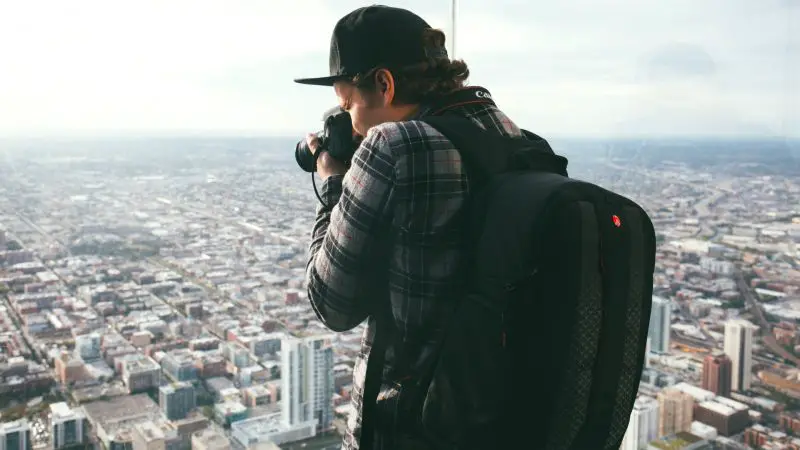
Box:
295;5;530;450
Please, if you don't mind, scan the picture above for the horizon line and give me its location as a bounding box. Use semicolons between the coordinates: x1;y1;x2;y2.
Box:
1;132;798;142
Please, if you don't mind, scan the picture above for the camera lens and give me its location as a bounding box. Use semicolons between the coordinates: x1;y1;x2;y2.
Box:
295;139;317;173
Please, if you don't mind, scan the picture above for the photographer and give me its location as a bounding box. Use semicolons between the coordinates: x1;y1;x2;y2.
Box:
295;5;530;450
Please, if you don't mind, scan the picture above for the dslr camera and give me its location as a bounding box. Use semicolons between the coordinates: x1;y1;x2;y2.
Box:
295;106;359;173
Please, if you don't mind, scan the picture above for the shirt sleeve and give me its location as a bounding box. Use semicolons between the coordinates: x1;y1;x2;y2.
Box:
306;127;396;332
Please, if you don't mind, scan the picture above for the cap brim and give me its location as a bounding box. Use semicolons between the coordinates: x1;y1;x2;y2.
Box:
293;75;348;86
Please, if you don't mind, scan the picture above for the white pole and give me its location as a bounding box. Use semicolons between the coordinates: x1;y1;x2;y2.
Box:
450;0;457;59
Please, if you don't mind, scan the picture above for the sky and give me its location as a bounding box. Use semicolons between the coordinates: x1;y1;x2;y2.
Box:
0;0;797;139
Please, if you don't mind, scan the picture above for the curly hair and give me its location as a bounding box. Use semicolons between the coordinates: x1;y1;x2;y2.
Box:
351;28;470;105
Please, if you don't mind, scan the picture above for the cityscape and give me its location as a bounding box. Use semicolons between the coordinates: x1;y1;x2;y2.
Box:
0;136;798;450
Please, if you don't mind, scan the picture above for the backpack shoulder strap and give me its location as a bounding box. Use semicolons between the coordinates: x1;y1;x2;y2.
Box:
421;115;569;185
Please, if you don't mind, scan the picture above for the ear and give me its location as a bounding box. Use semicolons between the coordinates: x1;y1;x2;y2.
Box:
373;69;396;106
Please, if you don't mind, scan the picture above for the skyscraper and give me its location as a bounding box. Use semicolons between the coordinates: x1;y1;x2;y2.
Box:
702;353;733;397
620;396;659;450
159;382;196;421
648;296;672;354
724;319;757;392
282;334;335;432
657;387;694;437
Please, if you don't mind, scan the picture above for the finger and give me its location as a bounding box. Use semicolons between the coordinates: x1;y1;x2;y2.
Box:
306;134;319;153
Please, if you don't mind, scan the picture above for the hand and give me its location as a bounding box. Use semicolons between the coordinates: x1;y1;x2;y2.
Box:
306;133;348;181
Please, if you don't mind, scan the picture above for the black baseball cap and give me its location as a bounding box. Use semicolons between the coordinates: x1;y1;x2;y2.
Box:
294;5;448;86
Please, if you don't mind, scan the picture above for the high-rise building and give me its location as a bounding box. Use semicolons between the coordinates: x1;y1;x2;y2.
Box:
657;387;694;437
281;334;335;433
724;319;757;392
50;403;87;449
648;296;671;354
0;420;32;450
619;396;659;450
702;353;733;397
159;382;197;421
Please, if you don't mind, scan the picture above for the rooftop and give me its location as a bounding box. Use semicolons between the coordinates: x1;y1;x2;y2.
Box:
160;381;194;394
82;394;160;426
713;396;748;411
698;398;746;417
50;402;84;420
123;355;160;372
230;413;284;437
0;419;29;432
649;431;704;450
192;427;231;448
673;382;716;402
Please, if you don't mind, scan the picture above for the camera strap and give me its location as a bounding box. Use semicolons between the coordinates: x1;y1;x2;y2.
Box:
428;86;497;116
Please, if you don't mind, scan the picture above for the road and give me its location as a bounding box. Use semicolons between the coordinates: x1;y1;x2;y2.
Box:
14;212;72;256
676;301;714;342
155;197;299;245
735;269;800;367
602;162;732;239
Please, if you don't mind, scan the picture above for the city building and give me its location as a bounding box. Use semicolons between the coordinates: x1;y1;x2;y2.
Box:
780;412;800;434
81;394;162;450
658;387;694;437
672;383;716;404
120;355;161;393
690;421;718;440
694;396;750;436
702;353;732;397
191;428;231;450
647;431;708;450
281;334;335;433
131;420;181;450
231;414;317;448
161;349;198;382
214;401;248;426
0;420;31;450
50;402;88;449
620;396;660;450
700;257;734;276
74;332;101;362
159;382;196;421
649;296;672;354
724;319;757;392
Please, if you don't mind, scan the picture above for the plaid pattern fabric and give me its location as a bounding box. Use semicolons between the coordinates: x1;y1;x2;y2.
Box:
306;98;524;450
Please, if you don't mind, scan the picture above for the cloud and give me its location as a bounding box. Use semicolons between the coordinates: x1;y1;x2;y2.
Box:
0;0;797;138
640;43;717;81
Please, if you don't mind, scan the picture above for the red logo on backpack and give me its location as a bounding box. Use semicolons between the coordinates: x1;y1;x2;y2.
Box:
612;215;622;227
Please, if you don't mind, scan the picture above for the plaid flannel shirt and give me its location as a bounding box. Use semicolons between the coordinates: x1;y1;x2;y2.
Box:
306;97;524;450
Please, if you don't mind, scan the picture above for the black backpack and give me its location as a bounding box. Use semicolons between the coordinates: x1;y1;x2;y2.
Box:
413;115;657;450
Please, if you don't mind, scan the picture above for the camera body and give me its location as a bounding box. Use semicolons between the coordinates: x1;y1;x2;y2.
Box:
295;106;358;173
